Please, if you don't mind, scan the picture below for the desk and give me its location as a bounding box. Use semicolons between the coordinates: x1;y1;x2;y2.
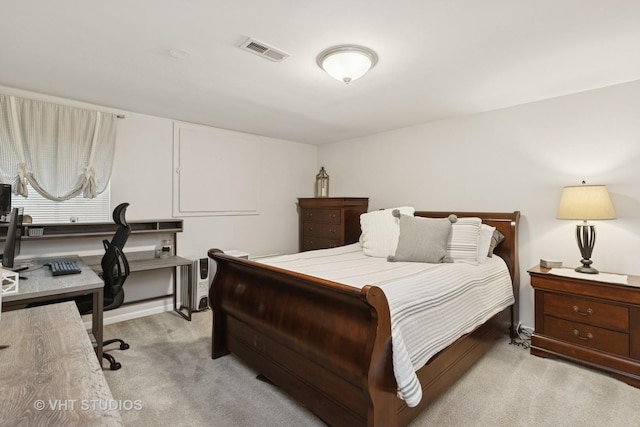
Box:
0;302;123;426
81;251;195;321
2;256;104;362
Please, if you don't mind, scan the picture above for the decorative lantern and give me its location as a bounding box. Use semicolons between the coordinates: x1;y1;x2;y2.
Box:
315;167;329;198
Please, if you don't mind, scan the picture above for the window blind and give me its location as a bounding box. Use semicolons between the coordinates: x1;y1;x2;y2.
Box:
10;182;110;223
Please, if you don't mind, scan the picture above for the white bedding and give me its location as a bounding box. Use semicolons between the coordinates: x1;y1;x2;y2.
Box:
257;244;514;407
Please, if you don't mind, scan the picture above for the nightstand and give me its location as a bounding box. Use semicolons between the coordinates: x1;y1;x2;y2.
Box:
298;197;368;252
528;265;640;387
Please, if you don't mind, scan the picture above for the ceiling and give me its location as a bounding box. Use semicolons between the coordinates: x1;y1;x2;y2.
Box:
2;1;640;145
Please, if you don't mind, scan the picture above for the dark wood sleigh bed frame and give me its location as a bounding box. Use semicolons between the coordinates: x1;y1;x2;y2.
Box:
208;211;520;427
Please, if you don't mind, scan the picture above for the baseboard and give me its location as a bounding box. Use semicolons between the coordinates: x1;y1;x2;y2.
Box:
82;297;174;327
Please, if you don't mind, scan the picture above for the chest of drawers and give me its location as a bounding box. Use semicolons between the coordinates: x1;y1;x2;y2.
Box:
298;197;368;252
528;265;640;388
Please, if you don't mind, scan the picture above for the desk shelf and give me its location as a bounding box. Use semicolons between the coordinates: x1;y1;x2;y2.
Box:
81;251;192;273
80;251;196;321
0;219;183;241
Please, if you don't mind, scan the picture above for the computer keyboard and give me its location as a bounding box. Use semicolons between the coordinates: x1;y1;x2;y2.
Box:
49;260;82;276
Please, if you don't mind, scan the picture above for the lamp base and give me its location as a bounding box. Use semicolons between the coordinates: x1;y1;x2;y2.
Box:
575;265;599;274
575;224;599;274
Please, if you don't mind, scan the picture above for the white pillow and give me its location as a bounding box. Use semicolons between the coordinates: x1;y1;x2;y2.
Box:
360;207;415;258
447;217;482;263
476;224;496;264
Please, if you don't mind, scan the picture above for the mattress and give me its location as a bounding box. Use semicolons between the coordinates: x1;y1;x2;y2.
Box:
257;243;515;407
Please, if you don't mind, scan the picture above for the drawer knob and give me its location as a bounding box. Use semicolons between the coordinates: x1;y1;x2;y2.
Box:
573;305;593;316
329;214;336;218
573;329;593;341
330;228;336;234
306;213;313;217
307;226;313;231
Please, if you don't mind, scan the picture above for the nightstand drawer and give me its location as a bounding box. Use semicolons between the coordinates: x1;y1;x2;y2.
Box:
302;222;343;239
301;209;341;224
543;293;628;331
543;316;629;357
301;236;342;251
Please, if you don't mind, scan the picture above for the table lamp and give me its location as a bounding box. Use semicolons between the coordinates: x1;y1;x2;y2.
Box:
557;182;616;274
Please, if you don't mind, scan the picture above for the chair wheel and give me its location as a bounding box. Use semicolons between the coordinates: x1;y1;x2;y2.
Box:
103;352;122;371
120;343;130;350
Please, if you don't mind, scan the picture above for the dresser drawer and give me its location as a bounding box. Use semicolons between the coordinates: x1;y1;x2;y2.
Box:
543;293;629;331
543;316;629;357
301;236;342;251
301;209;341;224
298;197;368;252
302;222;343;239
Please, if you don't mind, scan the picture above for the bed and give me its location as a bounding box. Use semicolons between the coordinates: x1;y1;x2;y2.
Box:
208;211;520;427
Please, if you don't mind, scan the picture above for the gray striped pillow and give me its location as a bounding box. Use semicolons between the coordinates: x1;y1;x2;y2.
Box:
447;217;482;262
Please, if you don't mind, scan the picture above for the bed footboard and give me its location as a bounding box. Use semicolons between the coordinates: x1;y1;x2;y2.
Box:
208;249;398;427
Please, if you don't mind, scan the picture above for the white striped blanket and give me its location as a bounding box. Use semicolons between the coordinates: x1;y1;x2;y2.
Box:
257;244;514;407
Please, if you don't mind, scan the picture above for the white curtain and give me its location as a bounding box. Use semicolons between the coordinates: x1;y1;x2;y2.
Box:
0;95;117;200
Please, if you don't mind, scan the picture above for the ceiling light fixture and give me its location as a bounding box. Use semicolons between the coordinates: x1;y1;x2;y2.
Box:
316;45;378;84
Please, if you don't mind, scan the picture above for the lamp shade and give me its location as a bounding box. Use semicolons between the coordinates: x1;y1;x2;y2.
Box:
557;184;616;220
317;45;378;84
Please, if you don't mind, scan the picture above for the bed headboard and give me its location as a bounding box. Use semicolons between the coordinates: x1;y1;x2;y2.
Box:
414;211;521;325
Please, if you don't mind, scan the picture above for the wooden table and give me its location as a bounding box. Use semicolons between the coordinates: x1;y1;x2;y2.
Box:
2;255;105;361
0;302;123;426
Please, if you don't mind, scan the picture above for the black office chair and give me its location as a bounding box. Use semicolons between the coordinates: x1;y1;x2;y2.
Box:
76;202;131;370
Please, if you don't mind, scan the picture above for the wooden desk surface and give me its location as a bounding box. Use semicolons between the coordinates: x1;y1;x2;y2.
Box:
81;251;193;273
0;302;123;426
2;256;106;363
3;256;103;304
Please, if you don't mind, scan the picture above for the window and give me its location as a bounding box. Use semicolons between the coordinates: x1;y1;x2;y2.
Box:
0;95;117;201
10;182;111;223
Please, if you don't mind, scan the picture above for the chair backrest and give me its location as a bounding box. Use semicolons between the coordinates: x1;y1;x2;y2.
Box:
101;203;131;302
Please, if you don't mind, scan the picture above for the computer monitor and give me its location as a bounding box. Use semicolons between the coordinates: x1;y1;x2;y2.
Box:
0;183;11;217
2;207;24;269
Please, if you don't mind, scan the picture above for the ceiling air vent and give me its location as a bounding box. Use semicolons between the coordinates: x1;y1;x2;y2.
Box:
239;38;290;63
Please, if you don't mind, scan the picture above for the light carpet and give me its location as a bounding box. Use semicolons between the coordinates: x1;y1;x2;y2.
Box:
103;310;640;426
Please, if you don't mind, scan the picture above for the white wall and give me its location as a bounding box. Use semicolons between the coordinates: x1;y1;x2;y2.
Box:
2;85;318;321
318;79;640;328
112;112;318;258
1;85;317;256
